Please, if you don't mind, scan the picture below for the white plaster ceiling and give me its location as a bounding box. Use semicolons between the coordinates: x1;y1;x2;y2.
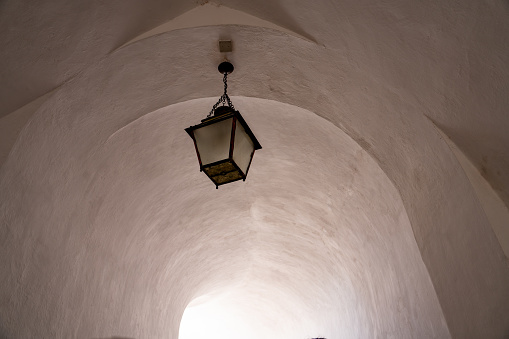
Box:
0;96;448;338
1;0;508;205
1;1;509;338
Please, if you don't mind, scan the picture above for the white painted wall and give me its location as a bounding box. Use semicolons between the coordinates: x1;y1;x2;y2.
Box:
0;97;448;338
438;128;509;259
1;2;509;337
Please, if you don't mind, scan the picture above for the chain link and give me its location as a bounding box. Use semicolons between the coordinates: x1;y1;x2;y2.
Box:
208;72;235;117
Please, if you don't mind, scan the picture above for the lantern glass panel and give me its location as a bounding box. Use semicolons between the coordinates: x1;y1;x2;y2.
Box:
193;118;233;166
233;121;255;175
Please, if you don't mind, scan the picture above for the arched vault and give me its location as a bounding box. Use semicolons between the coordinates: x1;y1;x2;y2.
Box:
1;2;509;338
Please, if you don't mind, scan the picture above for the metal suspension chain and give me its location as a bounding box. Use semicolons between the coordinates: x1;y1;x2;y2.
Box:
208;72;235;117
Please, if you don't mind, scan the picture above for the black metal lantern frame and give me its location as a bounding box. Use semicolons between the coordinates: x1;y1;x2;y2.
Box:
185;62;262;188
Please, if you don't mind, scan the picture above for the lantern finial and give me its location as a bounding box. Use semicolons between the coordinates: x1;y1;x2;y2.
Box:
218;61;234;74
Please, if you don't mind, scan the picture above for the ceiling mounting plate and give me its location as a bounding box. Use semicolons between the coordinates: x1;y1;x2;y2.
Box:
219;40;233;53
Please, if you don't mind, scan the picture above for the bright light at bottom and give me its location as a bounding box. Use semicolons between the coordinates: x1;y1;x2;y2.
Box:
178;294;260;339
178;289;328;339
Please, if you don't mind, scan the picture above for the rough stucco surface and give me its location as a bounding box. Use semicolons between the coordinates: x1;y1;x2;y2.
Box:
1;0;508;207
1;2;509;338
439;129;509;259
0;98;449;338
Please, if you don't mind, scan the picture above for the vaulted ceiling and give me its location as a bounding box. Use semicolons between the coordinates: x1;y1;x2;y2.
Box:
1;1;508;338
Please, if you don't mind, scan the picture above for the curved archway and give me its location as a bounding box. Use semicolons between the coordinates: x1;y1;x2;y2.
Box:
174;98;447;339
1;20;508;338
0;93;447;337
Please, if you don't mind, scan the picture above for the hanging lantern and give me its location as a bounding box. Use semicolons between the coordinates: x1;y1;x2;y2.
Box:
185;61;262;188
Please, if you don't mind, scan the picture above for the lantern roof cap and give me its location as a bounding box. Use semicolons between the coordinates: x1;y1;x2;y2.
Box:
185;110;262;151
